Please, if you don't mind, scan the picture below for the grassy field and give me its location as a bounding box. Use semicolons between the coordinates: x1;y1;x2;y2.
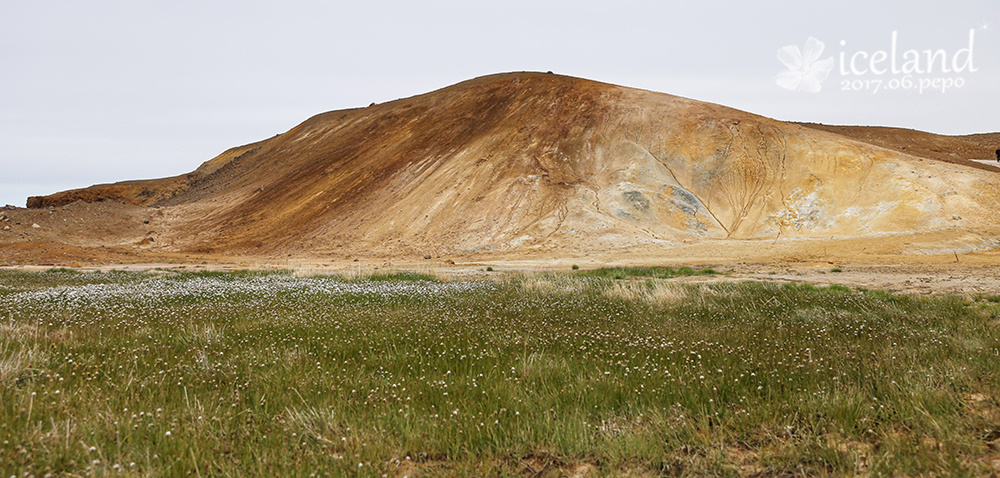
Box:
577;266;718;280
1;268;999;477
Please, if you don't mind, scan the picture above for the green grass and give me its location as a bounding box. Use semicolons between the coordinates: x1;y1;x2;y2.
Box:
579;265;718;280
181;268;294;279
356;271;439;282
1;270;999;477
0;269;149;292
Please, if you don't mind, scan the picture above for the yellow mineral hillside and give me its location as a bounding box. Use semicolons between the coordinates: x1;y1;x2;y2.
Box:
17;72;1000;261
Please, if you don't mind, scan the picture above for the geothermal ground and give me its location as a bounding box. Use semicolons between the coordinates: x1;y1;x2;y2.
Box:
3;72;1000;289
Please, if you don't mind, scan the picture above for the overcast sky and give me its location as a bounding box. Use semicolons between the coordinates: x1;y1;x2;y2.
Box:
2;0;998;206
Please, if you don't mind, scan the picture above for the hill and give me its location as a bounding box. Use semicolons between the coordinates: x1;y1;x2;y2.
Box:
11;72;1000;263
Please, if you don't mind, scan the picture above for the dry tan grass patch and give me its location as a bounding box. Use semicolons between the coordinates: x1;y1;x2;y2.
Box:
603;281;689;305
0;317;41;341
0;344;46;387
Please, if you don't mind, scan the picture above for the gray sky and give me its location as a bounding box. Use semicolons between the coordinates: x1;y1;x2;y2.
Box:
2;0;998;207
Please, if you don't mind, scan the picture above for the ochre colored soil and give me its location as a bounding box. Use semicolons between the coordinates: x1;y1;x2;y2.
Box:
5;72;1000;289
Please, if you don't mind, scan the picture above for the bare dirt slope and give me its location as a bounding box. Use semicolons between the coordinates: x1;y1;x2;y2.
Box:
7;72;1000;265
24;142;264;208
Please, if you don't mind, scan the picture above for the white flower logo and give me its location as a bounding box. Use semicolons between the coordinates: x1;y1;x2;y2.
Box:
775;37;834;93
